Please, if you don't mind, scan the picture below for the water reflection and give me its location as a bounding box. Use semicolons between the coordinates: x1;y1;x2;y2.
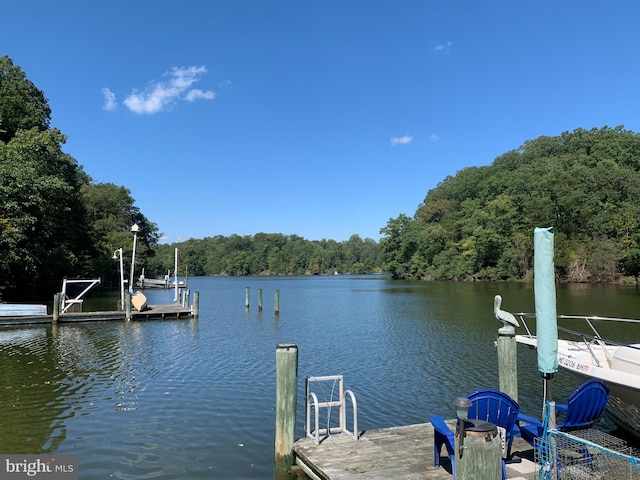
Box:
0;277;638;478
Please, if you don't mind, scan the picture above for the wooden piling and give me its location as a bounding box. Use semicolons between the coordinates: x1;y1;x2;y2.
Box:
456;422;502;480
184;289;190;308
258;288;263;311
125;291;132;321
52;293;60;323
274;289;280;314
193;291;199;317
275;343;298;475
497;324;518;402
245;287;250;309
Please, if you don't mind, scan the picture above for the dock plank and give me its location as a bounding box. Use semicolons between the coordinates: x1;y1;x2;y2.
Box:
0;304;193;325
293;422;537;480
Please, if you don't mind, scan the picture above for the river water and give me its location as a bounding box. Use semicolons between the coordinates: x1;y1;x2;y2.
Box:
0;276;638;479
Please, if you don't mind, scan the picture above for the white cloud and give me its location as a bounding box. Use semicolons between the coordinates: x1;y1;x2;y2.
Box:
185;89;216;102
433;41;453;54
430;133;441;142
391;135;413;146
122;66;215;114
101;87;118;111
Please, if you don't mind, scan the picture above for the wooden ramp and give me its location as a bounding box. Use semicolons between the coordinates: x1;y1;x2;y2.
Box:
293;422;537;480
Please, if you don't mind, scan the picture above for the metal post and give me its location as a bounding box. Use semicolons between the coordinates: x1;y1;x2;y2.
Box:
129;224;139;294
275;343;298;475
174;248;179;303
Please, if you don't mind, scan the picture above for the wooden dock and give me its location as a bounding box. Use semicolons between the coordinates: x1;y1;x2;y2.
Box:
293;421;538;480
0;304;194;326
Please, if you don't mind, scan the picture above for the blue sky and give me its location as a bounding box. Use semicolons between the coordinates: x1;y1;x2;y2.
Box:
3;1;640;243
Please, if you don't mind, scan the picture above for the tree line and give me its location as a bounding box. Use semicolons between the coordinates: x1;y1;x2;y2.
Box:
380;126;640;283
0;56;159;301
4;55;640;301
148;233;382;277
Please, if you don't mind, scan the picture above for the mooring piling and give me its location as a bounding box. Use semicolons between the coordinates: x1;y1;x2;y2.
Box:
125;291;132;321
275;343;298;475
258;288;263;311
497;322;518;402
52;292;60;323
193;291;200;317
275;289;280;314
245;287;250;309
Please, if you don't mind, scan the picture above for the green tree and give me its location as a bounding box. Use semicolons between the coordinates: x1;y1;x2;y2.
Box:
0;56;51;144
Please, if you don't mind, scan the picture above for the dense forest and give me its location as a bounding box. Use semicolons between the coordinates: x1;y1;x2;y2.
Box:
380;126;640;283
148;234;382;277
3;55;640;302
0;56;160;301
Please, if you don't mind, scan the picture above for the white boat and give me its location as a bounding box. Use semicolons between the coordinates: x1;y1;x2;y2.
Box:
515;313;640;438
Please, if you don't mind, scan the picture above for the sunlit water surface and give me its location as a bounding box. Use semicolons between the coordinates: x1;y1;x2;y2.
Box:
1;276;639;479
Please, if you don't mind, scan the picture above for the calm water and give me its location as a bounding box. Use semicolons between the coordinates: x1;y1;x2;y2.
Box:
1;276;639;479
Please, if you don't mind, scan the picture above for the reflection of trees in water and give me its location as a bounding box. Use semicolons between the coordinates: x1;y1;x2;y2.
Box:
0;326;66;453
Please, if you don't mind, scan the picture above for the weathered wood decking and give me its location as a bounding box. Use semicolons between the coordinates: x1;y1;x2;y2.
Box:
293;422;538;480
0;304;193;326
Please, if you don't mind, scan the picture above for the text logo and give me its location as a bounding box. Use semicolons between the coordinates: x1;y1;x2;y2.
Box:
1;455;77;479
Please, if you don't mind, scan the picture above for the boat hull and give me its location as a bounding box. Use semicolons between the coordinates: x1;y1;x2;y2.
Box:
516;335;640;439
131;292;148;312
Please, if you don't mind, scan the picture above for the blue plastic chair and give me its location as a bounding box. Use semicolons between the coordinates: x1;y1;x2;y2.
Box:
518;378;610;446
431;388;519;479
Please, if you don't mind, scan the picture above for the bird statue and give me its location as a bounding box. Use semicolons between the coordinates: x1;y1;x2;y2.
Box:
494;294;519;328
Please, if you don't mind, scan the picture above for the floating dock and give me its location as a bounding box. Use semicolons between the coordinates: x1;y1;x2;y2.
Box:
0;304;194;326
293;421;538;480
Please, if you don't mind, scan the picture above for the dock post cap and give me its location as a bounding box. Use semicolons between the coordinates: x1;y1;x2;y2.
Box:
276;343;298;350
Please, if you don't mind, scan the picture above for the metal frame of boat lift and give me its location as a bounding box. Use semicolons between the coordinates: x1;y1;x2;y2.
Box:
305;375;359;445
61;278;101;313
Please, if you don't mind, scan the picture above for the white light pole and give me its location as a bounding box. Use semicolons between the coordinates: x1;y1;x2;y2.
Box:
174;247;179;303
112;248;125;310
129;223;140;294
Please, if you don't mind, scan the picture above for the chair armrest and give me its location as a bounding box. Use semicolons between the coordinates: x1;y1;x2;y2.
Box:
430;415;454;438
516;412;542;427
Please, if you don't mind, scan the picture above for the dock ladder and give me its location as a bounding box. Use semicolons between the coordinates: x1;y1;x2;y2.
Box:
305;375;358;445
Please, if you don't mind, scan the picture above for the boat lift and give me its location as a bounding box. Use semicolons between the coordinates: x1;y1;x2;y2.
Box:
305;375;358;445
61;278;101;313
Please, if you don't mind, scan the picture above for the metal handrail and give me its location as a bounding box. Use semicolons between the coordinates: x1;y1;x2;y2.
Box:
514;312;640;367
305;375;359;445
341;389;359;441
306;392;321;444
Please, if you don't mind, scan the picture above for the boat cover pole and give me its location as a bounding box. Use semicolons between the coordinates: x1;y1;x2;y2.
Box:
534;227;558;399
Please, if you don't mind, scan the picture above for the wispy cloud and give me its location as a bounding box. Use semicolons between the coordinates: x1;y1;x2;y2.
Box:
185;89;216;102
103;66;215;114
391;135;413;146
101;88;118;111
430;133;441;142
433;41;453;54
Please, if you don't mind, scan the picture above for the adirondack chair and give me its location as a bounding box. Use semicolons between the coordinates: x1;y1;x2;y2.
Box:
517;378;610;446
431;388;520;480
